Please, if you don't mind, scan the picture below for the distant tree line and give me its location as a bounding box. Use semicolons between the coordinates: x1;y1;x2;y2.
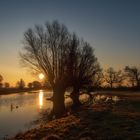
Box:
1;66;139;90
0;75;10;88
0;76;44;89
95;66;140;89
16;79;46;89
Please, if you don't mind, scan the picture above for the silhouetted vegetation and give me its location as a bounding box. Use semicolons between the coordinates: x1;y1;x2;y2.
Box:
28;82;33;88
20;21;72;116
4;82;10;88
32;81;42;88
125;66;140;88
0;74;3;88
67;34;101;108
104;67;124;88
20;21;101;116
16;79;25;89
0;74;3;82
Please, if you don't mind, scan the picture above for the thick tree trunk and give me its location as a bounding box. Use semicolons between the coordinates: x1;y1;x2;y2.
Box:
110;82;113;88
136;78;140;88
71;87;81;108
52;86;65;118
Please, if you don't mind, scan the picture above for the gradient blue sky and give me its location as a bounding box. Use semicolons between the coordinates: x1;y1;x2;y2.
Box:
0;0;140;85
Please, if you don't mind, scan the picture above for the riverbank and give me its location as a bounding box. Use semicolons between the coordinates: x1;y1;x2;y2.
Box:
0;88;46;95
0;87;139;95
9;92;140;140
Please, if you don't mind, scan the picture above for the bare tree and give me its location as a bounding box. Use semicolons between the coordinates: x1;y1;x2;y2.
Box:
28;82;33;88
67;34;101;107
20;21;71;116
92;70;104;88
0;75;3;83
32;81;41;88
4;82;10;88
20;20;101;114
0;83;3;88
104;67;124;88
0;75;3;88
124;66;140;88
16;79;25;89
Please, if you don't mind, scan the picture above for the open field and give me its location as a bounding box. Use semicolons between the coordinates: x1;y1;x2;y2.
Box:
8;91;140;140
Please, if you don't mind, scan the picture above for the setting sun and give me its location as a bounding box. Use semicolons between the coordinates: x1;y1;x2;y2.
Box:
39;73;44;80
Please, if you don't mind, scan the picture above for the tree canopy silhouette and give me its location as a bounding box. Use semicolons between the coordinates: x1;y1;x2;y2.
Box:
16;79;25;89
0;75;3;88
125;66;140;88
4;82;10;88
21;21;72;116
67;34;100;107
20;20;100;116
104;67;124;88
0;75;3;83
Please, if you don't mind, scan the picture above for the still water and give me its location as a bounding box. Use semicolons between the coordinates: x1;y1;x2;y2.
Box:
0;90;54;139
0;90;90;139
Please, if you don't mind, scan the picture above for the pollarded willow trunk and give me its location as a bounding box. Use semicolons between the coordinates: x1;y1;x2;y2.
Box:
52;85;66;118
70;87;81;108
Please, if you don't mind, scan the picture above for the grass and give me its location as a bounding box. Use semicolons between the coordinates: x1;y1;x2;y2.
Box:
9;91;140;140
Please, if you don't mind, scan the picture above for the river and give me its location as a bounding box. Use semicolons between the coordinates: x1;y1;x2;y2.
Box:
0;90;91;139
0;90;55;139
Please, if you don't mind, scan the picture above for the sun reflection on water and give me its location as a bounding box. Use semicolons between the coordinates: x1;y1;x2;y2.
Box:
39;90;44;109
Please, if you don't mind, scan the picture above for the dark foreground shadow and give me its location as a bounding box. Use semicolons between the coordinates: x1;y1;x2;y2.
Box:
9;94;140;140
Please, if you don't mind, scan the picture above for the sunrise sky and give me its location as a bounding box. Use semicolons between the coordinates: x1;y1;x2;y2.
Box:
0;0;140;86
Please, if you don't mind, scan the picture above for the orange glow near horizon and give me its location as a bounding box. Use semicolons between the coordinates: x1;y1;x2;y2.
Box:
0;68;37;87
